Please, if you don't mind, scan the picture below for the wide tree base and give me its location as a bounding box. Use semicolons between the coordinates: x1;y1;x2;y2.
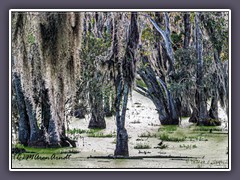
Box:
26;134;76;148
60;135;77;147
197;119;221;126
104;111;114;117
28;140;48;148
114;128;129;156
181;108;192;117
160;119;179;125
73;108;86;119
189;109;198;123
88;118;106;129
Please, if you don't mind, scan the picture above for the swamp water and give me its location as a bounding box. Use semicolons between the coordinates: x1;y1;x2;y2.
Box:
12;91;229;169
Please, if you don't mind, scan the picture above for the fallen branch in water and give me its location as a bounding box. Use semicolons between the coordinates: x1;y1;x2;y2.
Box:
88;155;198;160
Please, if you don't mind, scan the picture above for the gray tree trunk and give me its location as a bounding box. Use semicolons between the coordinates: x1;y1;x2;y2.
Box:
195;14;209;125
147;13;175;73
12;12;81;147
88;92;106;129
140;13;179;125
208;51;220;120
180;12;192;117
138;56;179;125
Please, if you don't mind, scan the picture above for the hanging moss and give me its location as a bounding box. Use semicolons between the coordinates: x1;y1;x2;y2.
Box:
27;33;35;44
141;26;154;43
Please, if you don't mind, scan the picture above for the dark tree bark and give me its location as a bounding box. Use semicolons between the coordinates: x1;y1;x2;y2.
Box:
13;73;30;146
13;73;47;147
114;79;129;156
24;98;41;146
47;117;60;147
41;82;51;131
223;61;229;118
184;13;191;49
88;90;106;129
74;80;88;119
209;95;218;119
189;107;198;123
181;105;192;117
104;95;113;117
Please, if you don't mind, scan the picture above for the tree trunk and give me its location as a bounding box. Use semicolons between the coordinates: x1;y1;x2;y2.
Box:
147;13;175;73
208;51;220;120
184;13;191;49
13;73;30;146
209;95;218;119
138;56;179;125
24;98;41;147
143;13;179;125
195;14;209;125
180;12;192;117
181;105;192;117
104;95;113;117
12;12;81;147
88;92;106;129
114;80;129;156
41;82;51;131
113;13;139;156
200;13;227;125
189;106;198;123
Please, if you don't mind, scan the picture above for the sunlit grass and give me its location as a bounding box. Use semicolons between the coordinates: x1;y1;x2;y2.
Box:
134;143;151;149
159;133;186;142
87;132;115;138
139;132;157;138
192;126;222;132
179;144;197;149
13;143;73;154
158;125;178;132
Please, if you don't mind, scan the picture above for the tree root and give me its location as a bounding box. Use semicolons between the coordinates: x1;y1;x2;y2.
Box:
60;135;77;147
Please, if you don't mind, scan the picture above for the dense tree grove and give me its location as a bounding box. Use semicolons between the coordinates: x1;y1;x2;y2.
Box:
11;11;229;156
